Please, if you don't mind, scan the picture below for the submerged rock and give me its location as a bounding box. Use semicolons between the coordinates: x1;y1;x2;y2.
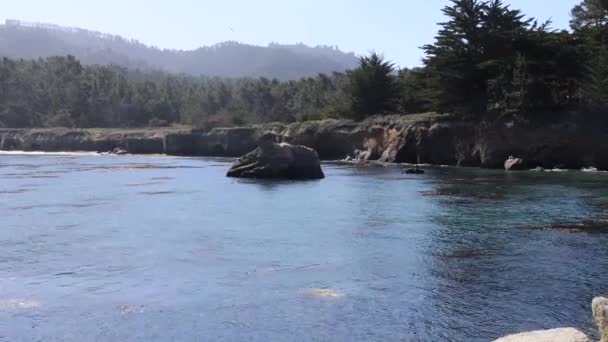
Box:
505;156;526;171
227;134;324;180
493;328;590;342
531;166;545;172
402;167;425;174
594;297;608;342
539;218;608;233
301;288;345;299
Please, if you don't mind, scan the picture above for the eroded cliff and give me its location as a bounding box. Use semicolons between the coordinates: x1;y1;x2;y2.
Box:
2;113;607;169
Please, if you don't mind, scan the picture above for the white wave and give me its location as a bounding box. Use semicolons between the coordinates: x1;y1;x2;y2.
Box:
0;299;40;310
301;288;345;298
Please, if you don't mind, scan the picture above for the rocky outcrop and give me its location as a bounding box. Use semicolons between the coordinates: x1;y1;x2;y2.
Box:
226;134;324;179
505;157;526;171
2;113;608;170
594;297;608;342
493;328;590;342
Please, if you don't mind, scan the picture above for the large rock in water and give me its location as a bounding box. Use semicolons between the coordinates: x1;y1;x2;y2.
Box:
227;135;324;180
493;328;590;342
594;297;608;342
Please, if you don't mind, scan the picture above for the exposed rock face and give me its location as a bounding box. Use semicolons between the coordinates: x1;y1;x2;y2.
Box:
492;328;590;342
2;113;608;170
505;157;526;171
594;297;608;342
226;135;324;180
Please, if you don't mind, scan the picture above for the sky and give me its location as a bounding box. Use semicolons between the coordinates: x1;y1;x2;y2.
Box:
1;0;581;67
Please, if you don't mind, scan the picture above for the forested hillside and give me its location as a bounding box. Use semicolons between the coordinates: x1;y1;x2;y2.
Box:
0;0;607;129
0;20;358;80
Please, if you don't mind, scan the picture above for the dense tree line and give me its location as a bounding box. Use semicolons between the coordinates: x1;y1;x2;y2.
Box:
356;0;608;118
0;56;350;128
414;0;607;117
0;0;606;129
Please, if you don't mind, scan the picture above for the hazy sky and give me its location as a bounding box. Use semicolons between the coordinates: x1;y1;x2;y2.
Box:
1;0;580;67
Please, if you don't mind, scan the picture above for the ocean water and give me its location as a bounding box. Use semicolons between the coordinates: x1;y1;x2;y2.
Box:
0;153;607;342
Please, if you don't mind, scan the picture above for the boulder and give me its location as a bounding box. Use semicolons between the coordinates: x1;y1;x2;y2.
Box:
110;148;128;155
594;297;608;342
227;134;324;180
505;157;526;171
493;328;590;342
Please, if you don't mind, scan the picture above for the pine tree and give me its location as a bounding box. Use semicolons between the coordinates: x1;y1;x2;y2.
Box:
346;53;399;120
571;0;608;30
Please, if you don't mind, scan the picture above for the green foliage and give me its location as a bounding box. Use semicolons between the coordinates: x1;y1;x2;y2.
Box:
571;0;608;30
398;68;434;114
423;0;533;114
0;0;607;127
572;0;608;112
346;53;400;120
422;0;583;116
0;56;349;128
581;46;608;110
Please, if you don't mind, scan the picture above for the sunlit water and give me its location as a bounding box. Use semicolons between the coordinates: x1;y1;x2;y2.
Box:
1;154;607;342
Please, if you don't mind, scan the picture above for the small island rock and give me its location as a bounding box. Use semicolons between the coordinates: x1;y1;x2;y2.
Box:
227;134;324;180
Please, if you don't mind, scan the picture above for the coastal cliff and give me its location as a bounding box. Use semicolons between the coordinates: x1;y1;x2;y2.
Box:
1;113;607;169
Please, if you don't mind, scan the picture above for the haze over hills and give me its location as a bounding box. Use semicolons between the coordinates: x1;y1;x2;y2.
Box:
0;19;359;80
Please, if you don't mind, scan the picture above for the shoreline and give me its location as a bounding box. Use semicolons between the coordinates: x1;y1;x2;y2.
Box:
2;113;608;170
3;150;607;175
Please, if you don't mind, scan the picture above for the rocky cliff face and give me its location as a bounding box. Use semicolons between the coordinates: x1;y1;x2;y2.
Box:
1;113;607;169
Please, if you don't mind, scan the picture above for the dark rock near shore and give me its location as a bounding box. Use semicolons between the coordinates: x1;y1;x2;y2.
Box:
403;167;425;174
505;157;526;171
227;136;324;180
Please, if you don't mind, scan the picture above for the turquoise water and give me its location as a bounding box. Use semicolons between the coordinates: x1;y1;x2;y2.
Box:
0;154;607;341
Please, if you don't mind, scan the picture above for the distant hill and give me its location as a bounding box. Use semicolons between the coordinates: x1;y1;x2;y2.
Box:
0;19;359;80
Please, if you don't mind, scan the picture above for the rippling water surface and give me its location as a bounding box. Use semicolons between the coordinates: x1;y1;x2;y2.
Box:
1;153;607;341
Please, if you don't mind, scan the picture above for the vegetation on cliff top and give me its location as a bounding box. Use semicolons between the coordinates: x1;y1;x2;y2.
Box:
0;0;606;129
